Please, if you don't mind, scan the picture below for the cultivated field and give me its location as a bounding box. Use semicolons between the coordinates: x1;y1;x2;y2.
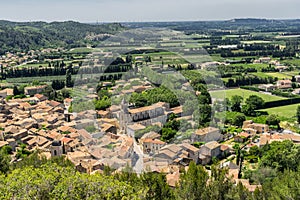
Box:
259;103;300;119
210;88;287;102
264;72;292;79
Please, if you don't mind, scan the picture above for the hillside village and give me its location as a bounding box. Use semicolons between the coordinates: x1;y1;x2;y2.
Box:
0;48;66;68
0;74;299;191
1;19;300;199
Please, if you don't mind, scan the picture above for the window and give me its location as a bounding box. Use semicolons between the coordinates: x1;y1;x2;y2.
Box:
54;150;57;156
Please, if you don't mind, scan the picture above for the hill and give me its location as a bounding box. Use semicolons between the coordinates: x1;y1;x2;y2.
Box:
0;20;124;54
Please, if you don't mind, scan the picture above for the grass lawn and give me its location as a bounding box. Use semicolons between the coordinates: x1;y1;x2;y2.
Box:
282;59;300;67
285;71;300;76
251;72;272;78
231;63;269;71
259;103;300;119
69;47;94;53
252;72;293;79
7;75;66;84
264;72;292;79
183;55;215;63
210;88;287;102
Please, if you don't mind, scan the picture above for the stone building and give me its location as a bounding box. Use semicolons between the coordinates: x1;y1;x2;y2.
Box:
119;99;168;134
50;140;64;157
192;127;223;143
242;120;269;134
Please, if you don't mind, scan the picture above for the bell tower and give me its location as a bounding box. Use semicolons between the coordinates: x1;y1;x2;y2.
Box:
50;140;64;157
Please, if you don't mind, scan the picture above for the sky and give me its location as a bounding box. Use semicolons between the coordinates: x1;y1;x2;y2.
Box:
1;0;300;22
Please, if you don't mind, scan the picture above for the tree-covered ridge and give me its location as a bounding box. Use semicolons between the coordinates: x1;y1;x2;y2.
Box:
0;141;299;200
0;163;139;200
0;20;124;54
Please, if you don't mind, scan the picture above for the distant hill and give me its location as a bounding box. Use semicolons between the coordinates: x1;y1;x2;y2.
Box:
229;18;270;23
0;20;124;55
124;19;300;35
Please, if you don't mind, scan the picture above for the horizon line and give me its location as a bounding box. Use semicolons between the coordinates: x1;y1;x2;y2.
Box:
1;17;300;24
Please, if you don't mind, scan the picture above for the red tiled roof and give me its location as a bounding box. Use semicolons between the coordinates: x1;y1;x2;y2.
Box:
64;98;72;103
58;126;72;132
143;138;165;145
220;144;229;151
77;129;92;139
49;100;61;107
61;137;73;144
34;94;46;100
239;132;250;138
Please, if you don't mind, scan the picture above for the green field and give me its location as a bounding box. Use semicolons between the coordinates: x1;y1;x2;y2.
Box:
251;72;272;78
241;40;271;44
210;88;287;102
69;47;94;53
282;59;300;67
265;72;292;79
259;103;300;119
6;72;125;84
252;72;292;79
231;63;269;71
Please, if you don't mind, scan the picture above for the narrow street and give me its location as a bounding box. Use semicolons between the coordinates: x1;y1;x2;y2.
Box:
132;140;144;174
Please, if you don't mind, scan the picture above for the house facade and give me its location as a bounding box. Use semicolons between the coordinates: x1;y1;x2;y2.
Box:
192;127;223;143
243;120;269;134
142;138;166;154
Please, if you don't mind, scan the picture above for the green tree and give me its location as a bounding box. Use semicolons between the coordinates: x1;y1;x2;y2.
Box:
242;95;265;116
199;104;212;126
231;95;243;112
232;113;246;127
262;169;300;200
129;92;148;108
198;90;212;105
202;165;236;199
0;147;10;174
297;105;300;124
176;162;208;200
98;89;112;99
0;64;5;80
61;88;71;98
0;162;140;200
266;114;281;130
140;172;174;200
225;98;231;111
126;54;133;63
161;128;177;142
65;69;72;87
13;85;20;96
259;140;300;172
94;97;111;110
144;55;151;65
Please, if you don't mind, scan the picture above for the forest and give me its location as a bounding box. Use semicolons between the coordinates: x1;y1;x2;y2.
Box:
0;20;124;54
0;141;299;200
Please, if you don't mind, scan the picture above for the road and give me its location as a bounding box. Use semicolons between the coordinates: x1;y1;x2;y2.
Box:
132;139;144;174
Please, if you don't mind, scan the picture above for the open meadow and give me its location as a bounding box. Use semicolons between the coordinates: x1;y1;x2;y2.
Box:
259;103;300;119
210;88;287;102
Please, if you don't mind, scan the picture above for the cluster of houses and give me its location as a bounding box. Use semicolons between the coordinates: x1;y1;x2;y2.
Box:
258;79;294;92
258;77;300;96
254;57;290;73
0;89;138;172
0;48;64;68
252;57;300;93
1;75;300;191
0;51;36;68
